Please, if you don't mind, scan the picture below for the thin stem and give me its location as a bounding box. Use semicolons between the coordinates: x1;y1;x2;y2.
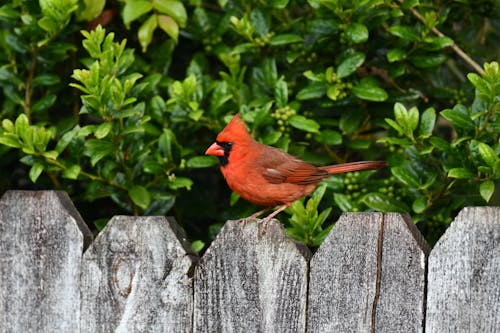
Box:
400;1;485;75
42;154;128;191
24;48;38;122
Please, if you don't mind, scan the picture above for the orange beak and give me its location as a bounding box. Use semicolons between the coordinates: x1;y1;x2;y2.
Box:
205;142;225;156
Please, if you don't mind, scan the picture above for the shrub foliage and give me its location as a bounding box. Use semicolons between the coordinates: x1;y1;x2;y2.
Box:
0;0;499;246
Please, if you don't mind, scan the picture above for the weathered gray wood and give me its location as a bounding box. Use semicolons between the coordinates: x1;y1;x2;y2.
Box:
193;219;311;332
426;207;500;332
307;213;429;333
0;190;92;333
80;216;196;333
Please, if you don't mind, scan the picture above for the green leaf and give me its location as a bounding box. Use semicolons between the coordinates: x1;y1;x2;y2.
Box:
480;180;495;202
79;0;105;21
38;16;57;33
15;114;29;137
230;192;240;206
153;0;187;27
191;240;205;253
418;107;436;138
441;105;475;130
391;166;420;188
377;136;412;146
32;94;56;113
352;83;388;102
340;111;363;134
476;141;498;167
29;163;44;183
448;168;474;179
84;139;115;166
387;48;406;62
2;119;14;132
262;130;282;145
274;79;288;108
123;0;153;26
407;107;419;132
0;67;22;86
55;128;77;153
310;184;327;207
384;118;404;135
168;177;193;190
423;36;454;50
288;115;320;133
410;53;447;68
95;122;113;139
315;129;342;145
142;159;163;174
42;150;58;160
344;23;368;44
333;193;352;211
63;165;81;179
337;52;365;78
296;83;325;100
0;134;22;148
158;14;179;42
129;185;151;210
362;193;408;212
269;34;303;46
412;196;428;214
187;155;218;168
33;74;60;86
388;25;419;42
394;102;407;127
270;0;289;8
93;218;109;231
0;5;19;19
138;14;158;52
346;139;370;149
159;129;181;163
467;73;491;97
429;137;450;151
303;70;322;82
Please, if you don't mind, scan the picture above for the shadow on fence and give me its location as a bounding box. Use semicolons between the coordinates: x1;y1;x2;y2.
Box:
0;190;498;332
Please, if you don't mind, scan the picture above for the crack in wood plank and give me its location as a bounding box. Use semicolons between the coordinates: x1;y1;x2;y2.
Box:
371;213;385;333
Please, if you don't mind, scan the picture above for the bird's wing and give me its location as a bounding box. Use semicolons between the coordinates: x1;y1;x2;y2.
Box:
259;146;328;185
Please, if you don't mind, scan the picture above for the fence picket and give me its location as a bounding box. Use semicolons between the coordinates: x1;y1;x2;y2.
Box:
193;219;311;332
426;207;500;332
80;216;196;333
307;213;429;333
0;190;92;333
0;191;499;332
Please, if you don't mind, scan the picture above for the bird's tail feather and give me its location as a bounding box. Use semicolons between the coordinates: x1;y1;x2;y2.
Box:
320;161;387;174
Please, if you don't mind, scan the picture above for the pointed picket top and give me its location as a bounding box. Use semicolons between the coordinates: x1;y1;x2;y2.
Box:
0;190;92;332
426;206;500;332
80;216;196;333
194;218;311;333
308;212;429;333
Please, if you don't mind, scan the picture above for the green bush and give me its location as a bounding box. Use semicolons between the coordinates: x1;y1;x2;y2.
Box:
0;0;499;247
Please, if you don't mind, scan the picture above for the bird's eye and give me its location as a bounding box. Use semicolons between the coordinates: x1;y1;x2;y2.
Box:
216;141;233;149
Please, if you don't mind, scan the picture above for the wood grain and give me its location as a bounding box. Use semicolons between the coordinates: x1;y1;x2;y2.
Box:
80;216;196;333
0;190;92;333
426;207;500;332
194;219;311;332
307;213;429;333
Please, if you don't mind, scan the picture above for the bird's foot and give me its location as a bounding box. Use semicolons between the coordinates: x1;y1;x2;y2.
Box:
247;207;272;221
262;204;288;221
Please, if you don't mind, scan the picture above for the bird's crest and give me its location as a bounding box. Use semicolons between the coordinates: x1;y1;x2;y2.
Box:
216;113;251;144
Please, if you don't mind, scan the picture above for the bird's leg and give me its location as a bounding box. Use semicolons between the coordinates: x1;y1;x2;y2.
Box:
263;204;288;221
248;207;273;220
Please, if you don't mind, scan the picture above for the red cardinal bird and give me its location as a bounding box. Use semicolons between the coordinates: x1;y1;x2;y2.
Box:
206;113;386;219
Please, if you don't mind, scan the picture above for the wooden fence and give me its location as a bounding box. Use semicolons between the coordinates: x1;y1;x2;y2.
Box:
0;190;498;332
